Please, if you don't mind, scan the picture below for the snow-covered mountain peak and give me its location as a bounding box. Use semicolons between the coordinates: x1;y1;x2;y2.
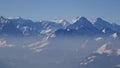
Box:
72;16;84;23
71;16;91;25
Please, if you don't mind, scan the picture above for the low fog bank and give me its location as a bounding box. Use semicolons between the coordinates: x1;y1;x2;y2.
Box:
0;35;120;68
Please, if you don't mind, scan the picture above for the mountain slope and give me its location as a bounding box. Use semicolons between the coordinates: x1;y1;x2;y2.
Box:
54;17;120;37
79;53;120;68
55;17;103;36
79;35;120;68
0;16;69;36
94;18;120;34
1;16;120;37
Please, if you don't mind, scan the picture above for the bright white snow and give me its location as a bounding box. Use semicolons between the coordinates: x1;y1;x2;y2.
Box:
41;29;52;34
102;28;106;33
72;16;81;23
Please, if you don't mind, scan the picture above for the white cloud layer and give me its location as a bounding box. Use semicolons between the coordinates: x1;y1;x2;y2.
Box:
0;39;14;48
96;43;112;54
95;37;103;41
111;33;118;39
28;39;49;52
116;49;120;56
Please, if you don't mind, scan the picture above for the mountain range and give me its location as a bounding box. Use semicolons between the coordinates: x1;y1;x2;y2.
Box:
0;16;69;36
0;16;120;37
54;17;120;37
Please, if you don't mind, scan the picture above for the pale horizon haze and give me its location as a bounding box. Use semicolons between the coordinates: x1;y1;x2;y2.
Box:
0;0;120;23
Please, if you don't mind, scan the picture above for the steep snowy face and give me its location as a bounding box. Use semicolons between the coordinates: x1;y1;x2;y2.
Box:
54;16;101;36
72;16;81;23
67;16;98;31
0;16;71;35
40;21;68;34
70;16;92;28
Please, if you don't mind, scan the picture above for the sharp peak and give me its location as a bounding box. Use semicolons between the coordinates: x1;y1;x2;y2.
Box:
94;17;112;24
72;16;88;23
75;16;87;20
96;17;104;21
95;17;109;23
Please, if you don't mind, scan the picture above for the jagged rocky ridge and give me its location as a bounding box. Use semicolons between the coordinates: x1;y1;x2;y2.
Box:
1;16;120;37
0;16;69;36
54;17;120;37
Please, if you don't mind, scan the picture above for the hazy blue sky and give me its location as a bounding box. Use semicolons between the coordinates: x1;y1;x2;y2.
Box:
0;0;120;23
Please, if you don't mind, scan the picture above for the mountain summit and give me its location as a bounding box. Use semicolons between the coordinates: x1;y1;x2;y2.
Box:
72;16;89;24
68;16;94;30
